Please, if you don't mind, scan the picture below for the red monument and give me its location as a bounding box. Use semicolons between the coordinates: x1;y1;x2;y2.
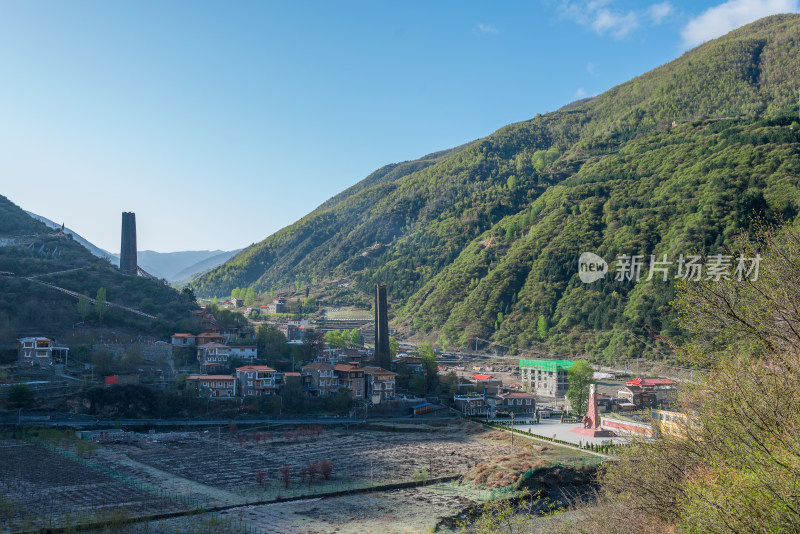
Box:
571;383;616;438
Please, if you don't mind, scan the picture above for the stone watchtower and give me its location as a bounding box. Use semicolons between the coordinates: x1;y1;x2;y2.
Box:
120;212;137;276
374;284;389;366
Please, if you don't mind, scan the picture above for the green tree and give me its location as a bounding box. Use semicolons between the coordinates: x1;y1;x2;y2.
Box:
7;383;33;409
325;330;347;349
244;287;256;306
77;295;91;320
418;342;438;392
349;328;362;346
409;374;427;396
598;223;800;533
566;360;594;415
95;287;107;321
537;314;548;340
388;336;399;358
303;328;326;360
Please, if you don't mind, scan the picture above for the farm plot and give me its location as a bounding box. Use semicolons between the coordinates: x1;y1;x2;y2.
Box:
0;441;186;533
97;421;589;505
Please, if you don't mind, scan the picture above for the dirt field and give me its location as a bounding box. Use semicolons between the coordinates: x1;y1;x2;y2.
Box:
0;441;186;533
0;421;597;533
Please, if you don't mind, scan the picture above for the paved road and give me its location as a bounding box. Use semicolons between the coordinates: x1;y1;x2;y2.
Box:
0;412;459;428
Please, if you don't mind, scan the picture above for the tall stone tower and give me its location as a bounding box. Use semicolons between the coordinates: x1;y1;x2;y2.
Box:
374;284;389;367
120;212;137;276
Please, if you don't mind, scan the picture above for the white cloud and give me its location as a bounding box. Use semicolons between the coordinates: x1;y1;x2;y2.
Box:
592;8;639;37
648;2;674;24
558;1;639;39
586;62;596;75
575;87;588;98
476;23;499;35
682;0;799;48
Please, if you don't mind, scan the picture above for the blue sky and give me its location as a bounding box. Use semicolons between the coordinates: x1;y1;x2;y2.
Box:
2;0;797;252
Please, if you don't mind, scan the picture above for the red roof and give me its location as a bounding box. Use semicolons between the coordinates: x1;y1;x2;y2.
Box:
334;364;361;372
236;365;276;372
171;333;196;338
284;372;301;377
186;374;236;380
627;377;677;387
473;374;495;381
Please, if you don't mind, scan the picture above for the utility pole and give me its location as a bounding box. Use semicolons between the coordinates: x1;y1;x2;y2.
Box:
511;412;515;453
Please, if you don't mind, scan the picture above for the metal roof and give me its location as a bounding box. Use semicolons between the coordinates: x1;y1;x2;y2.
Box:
519;359;574;371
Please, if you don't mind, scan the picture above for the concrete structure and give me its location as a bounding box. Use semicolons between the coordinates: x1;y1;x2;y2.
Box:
17;337;69;367
374;284;389;365
572;383;616;438
334;364;365;400
454;393;488;415
362;366;396;403
171;333;197;346
198;343;257;368
520;359;573;398
302;362;337;395
120;212;137;276
186;374;237;397
496;392;536;415
236;365;277;397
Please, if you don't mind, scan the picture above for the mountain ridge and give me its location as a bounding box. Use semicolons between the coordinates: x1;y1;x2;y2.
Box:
191;14;800;361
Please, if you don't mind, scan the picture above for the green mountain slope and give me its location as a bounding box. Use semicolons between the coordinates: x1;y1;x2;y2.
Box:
191;14;800;361
0;195;197;340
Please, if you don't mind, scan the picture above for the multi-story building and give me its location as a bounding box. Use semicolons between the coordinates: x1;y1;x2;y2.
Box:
235;365;278;397
362;366;396;403
496;391;536;415
17;337;69;367
198;343;257;369
301;362;337;395
454;393;488;415
185;374;237;397
334;364;365;400
520;359;573;398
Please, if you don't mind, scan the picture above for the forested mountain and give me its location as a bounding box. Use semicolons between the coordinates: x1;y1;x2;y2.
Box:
191;15;800;362
0;196;197;340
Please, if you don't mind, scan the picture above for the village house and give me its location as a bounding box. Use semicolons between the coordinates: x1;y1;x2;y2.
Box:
185;374;237;397
301;362;337;395
280;320;308;342
391;354;423;373
334;364;365;400
196;331;224;346
197;343;257;369
170;333;197;346
17;337;69;367
453;393;488;415
626;377;678;408
495;391;536;415
235;365;277;397
362;366;396;403
473;374;504;395
191;310;217;330
265;298;286;314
